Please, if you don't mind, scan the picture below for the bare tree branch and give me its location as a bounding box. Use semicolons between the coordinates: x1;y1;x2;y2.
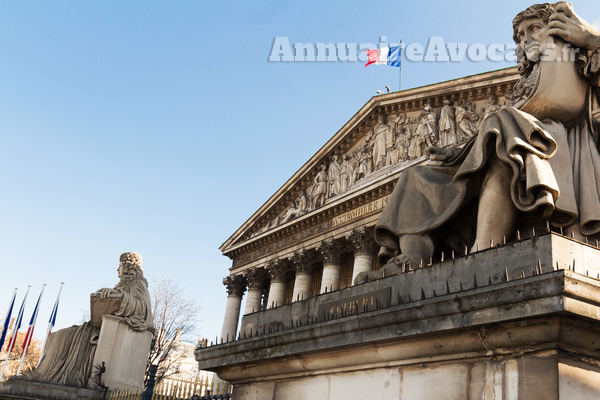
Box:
145;278;200;385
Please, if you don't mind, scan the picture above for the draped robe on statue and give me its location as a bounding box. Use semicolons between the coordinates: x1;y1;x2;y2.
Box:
23;277;153;388
376;90;600;254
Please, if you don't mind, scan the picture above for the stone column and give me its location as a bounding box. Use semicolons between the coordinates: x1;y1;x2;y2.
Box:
317;238;342;293
220;275;246;342
266;259;286;308
243;268;266;315
289;250;313;302
346;226;376;285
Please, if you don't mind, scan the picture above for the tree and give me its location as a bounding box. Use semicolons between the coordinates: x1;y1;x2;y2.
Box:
0;332;42;380
146;278;200;385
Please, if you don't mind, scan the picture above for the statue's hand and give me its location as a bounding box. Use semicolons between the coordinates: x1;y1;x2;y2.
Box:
549;2;600;51
428;146;455;162
97;288;121;299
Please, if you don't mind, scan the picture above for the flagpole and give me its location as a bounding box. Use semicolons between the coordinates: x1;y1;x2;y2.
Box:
0;286;30;382
17;284;46;375
399;40;403;91
37;282;63;367
0;288;17;338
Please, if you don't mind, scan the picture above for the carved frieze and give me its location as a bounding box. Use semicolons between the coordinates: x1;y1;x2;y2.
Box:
223;275;247;297
346;226;376;255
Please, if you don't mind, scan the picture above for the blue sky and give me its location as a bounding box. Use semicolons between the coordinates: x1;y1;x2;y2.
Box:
1;1;599;344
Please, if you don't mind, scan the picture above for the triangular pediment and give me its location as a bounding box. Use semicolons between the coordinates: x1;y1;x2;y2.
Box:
221;67;520;269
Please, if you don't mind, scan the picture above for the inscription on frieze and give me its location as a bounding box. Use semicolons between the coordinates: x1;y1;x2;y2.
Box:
331;195;390;228
318;287;391;320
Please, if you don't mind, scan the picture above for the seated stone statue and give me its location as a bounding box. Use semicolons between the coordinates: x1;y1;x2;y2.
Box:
357;2;600;282
23;252;153;388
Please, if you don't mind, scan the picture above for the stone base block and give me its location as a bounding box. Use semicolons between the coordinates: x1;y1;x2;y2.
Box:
0;379;106;400
90;315;153;391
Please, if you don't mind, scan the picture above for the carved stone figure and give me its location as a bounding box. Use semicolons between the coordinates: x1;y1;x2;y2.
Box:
414;104;438;156
391;113;411;163
356;146;372;181
327;155;342;198
454;101;479;141
24;252;153;388
407;117;419;160
371;114;392;171
281;189;308;224
308;164;329;209
481;93;502;120
384;115;397;166
357;2;600;282
439;100;457;147
340;154;352;192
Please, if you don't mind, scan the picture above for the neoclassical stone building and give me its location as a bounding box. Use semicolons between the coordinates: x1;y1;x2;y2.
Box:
215;67;519;342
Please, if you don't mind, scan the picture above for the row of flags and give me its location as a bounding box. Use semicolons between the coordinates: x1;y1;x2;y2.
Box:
0;283;63;380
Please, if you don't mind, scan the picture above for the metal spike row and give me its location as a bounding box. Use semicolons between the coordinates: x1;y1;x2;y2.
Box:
538;259;542;275
504;267;510;282
520;270;525;279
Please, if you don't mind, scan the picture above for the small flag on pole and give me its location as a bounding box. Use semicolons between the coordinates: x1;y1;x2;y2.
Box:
365;45;402;67
0;286;30;382
17;284;46;375
0;288;17;351
38;283;64;366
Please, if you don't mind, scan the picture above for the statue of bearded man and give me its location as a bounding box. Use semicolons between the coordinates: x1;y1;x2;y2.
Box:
23;252;153;388
358;2;600;282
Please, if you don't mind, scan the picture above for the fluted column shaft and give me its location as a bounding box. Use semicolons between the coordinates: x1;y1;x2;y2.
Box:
243;268;266;315
220;275;246;341
266;260;286;308
346;227;376;285
290;250;313;302
317;239;342;293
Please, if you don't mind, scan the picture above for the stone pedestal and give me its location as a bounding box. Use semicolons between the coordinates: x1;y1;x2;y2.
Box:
197;234;600;399
91;315;153;391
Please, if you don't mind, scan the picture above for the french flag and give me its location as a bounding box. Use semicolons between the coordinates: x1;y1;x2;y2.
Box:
0;288;17;351
20;285;45;356
5;286;30;354
38;283;63;364
0;286;30;381
365;44;402;67
17;285;45;375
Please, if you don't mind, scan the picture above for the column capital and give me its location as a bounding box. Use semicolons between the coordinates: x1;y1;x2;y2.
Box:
223;275;247;297
345;226;376;255
316;238;342;265
244;267;267;291
266;258;287;283
289;249;314;275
